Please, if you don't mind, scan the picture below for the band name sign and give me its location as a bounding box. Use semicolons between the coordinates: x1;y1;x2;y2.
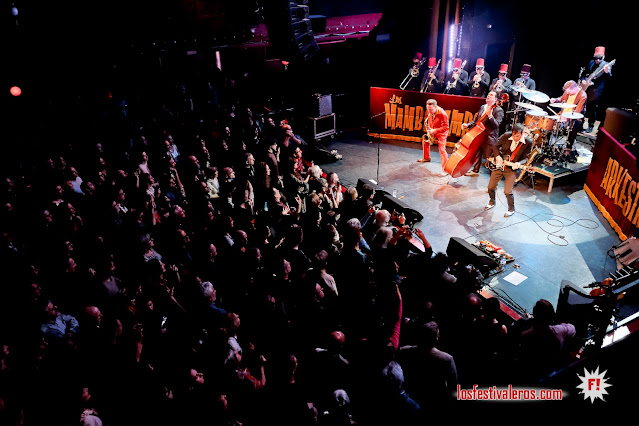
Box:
369;87;486;145
585;128;638;240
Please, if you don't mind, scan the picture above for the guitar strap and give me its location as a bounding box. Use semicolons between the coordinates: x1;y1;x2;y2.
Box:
510;143;523;162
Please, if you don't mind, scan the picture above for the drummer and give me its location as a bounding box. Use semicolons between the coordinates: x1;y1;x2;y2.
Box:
550;80;587;151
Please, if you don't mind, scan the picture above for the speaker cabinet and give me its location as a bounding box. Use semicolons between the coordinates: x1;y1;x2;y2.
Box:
262;0;319;62
603;107;636;144
446;237;498;273
380;193;424;225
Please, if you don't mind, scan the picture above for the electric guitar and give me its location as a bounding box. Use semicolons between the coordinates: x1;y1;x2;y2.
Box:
580;59;616;89
487;155;534;172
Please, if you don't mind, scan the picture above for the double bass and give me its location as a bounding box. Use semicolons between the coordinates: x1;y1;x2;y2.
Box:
443;93;509;178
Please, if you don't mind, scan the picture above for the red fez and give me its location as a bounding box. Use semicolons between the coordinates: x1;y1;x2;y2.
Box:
414;52;423;61
594;46;605;56
428;57;437;67
499;63;508;73
521;64;531;73
476;58;485;67
453;58;462;69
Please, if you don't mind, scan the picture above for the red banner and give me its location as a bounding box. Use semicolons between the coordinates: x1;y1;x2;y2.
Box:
368;87;487;145
584;128;638;240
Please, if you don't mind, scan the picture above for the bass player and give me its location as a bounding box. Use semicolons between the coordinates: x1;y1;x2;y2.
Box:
485;123;533;217
461;91;504;176
579;46;613;133
417;99;450;176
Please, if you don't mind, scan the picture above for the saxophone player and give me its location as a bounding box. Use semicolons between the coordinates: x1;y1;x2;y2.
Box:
489;64;512;99
418;99;450;177
443;58;469;95
468;58;491;97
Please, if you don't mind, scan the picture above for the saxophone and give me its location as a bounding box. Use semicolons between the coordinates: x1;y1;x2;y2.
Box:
423;113;437;145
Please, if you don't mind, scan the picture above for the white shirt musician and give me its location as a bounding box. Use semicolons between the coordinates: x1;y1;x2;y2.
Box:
485;123;533;217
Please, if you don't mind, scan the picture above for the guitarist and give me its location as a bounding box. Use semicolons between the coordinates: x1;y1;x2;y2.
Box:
485;123;533;217
580;46;613;133
418;99;450;176
462;91;504;176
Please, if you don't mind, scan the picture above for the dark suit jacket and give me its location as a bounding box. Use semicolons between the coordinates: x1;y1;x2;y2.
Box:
492;132;534;165
467;104;504;146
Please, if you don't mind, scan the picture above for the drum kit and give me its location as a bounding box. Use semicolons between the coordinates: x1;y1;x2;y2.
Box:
510;85;583;166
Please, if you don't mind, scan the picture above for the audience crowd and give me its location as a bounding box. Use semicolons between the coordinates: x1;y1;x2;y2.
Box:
1;58;577;425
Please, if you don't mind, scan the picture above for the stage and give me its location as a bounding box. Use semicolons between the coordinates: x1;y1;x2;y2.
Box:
321;129;627;319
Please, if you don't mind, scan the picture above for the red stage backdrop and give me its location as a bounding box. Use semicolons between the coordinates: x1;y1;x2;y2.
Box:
584;128;638;240
368;87;486;145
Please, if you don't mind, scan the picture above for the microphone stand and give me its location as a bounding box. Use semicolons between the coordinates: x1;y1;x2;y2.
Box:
370;111;386;185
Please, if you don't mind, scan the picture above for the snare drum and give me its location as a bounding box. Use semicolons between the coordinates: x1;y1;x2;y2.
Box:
524;110;546;128
537;115;558;131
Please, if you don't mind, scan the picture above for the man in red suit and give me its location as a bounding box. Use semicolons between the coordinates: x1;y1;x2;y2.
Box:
418;99;450;176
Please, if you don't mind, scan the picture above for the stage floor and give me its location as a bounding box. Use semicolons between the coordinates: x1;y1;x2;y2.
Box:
320;130;624;317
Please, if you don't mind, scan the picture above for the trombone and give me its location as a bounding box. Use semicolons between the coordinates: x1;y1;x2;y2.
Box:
400;58;426;90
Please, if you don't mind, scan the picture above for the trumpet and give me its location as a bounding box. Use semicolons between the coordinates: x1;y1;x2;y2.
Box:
492;79;505;92
400;58;427;90
472;73;482;89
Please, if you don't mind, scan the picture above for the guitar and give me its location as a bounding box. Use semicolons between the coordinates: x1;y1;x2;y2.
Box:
443;93;509;178
580;59;616;89
486;155;534;172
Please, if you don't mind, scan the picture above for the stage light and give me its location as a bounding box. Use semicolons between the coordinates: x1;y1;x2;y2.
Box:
215;50;222;71
10;86;21;97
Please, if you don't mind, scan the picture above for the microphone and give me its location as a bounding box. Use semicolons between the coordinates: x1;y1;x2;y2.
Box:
584;281;601;288
371;111;386;119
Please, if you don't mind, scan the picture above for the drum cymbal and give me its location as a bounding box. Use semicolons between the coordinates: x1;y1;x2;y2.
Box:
549;102;577;109
515;102;543;111
522;90;550;103
562;112;584;120
513;86;532;94
526;110;547;117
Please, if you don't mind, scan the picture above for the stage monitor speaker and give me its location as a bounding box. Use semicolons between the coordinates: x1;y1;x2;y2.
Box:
380;193;424;225
446;237;498;274
603;107;636;144
262;0;319;62
356;178;387;196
